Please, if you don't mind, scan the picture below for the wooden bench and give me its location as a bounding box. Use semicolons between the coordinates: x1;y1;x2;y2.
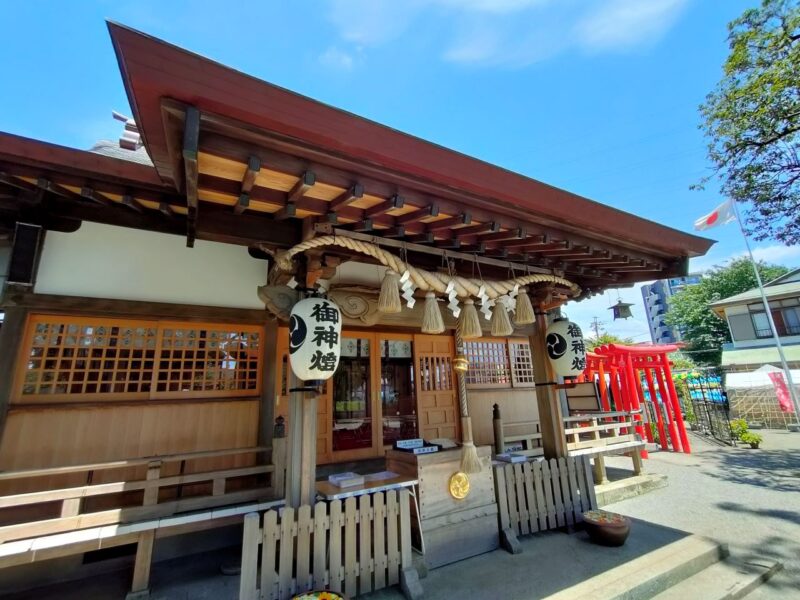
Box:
563;411;645;485
0;441;286;599
492;404;543;459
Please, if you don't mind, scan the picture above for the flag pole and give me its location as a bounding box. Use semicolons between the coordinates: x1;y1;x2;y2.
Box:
731;200;800;420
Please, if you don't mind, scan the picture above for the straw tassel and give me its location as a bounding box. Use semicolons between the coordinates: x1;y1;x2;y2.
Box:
421;292;445;334
458;298;483;339
460;416;483;474
378;269;402;313
514;287;535;326
490;302;514;336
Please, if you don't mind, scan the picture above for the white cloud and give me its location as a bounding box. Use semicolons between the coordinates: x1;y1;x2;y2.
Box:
574;0;689;51
319;46;355;71
325;0;690;68
690;243;800;273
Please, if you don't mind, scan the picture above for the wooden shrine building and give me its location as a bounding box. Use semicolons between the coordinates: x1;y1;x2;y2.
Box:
0;22;713;598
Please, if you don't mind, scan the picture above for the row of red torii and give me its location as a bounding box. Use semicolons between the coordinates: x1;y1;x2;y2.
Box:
578;344;692;456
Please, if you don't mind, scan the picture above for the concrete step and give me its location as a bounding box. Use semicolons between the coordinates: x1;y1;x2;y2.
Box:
651;557;783;600
544;534;727;600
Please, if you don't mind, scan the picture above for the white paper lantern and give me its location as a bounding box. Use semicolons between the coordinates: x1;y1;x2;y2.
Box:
545;318;587;377
289;297;342;382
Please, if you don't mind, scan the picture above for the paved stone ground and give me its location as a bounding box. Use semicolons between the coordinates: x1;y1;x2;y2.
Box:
605;429;800;599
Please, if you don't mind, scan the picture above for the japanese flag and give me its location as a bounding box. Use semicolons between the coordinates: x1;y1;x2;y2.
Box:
694;199;737;231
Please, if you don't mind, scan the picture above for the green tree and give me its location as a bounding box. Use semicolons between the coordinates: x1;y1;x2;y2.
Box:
665;257;789;364
586;332;634;351
699;0;800;244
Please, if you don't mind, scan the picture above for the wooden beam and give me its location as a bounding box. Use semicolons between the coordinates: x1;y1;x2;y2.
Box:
494;234;550;249
479;228;525;244
351;218;374;232
241;155;261;194
581;254;628;266
234;193;250;215
183;106;200;248
182;106;200;211
287;171;316;204
0;173;37;193
454;221;500;238
613;262;663;273
485;248;508;258
396;204;439;225
80;187;114;207
273;202;297;220
380;225;405;238
121;194;145;213
460;242;487;254
328;183;364;212
406;232;435;244
426;213;471;232
438;238;461;250
320;226;552;275
364;194;404;218
37;178;81;200
159;202;175;217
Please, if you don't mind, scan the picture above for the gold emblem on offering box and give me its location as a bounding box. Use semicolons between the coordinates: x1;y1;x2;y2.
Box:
448;471;470;499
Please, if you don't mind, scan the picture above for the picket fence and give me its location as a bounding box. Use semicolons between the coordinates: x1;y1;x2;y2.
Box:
240;488;415;600
494;455;597;538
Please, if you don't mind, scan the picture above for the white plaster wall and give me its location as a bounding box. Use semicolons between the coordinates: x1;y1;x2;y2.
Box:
35;222;267;309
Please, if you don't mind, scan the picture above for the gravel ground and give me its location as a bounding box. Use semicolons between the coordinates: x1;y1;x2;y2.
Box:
605;429;800;599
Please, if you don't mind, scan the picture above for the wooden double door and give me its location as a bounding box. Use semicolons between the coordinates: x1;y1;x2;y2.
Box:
277;329;459;464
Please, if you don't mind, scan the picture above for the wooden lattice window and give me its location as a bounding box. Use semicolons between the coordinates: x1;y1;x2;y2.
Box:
465;338;535;389
464;340;511;388
418;355;454;391
16;315;262;403
509;340;536;387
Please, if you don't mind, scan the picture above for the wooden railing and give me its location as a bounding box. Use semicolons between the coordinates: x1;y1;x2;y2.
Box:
240;489;420;600
493;455;597;552
0;443;286;544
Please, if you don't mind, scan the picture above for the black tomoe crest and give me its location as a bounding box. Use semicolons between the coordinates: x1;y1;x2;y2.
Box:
546;332;568;360
288;314;307;354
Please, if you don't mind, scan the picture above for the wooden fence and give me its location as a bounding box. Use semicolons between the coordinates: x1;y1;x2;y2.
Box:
494;455;597;545
240;488;419;600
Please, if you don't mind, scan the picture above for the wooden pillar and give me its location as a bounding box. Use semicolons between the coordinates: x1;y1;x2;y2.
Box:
0;306;27;446
259;318;279;450
286;380;319;508
529;311;567;459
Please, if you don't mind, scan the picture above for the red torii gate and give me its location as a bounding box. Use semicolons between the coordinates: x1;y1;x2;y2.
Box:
583;344;691;454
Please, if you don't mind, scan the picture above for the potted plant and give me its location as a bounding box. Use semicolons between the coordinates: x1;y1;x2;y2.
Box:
730;418;748;440
740;431;762;449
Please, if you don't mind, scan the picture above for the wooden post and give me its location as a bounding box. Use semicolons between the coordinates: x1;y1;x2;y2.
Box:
126;530;155;600
0;307;27;445
529;311;568;459
286;382;319;508
259;318;279;450
492;403;504;456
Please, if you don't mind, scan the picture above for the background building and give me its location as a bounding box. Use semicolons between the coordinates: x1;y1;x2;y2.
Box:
641;274;702;343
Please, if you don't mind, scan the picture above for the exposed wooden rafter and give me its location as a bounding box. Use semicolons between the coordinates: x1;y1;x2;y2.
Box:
365;194;404;218
454;221;500;238
396;204;439;225
241;155;261;194
328;183;364;212
426;213;471;232
273;202;297;220
287;171;316;204
80;187;113;207
121;193;145;213
234;193;250;215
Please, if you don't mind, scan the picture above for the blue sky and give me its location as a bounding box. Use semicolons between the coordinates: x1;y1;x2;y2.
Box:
1;0;795;340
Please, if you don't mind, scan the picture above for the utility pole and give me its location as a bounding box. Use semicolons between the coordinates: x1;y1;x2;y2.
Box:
590;317;604;340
